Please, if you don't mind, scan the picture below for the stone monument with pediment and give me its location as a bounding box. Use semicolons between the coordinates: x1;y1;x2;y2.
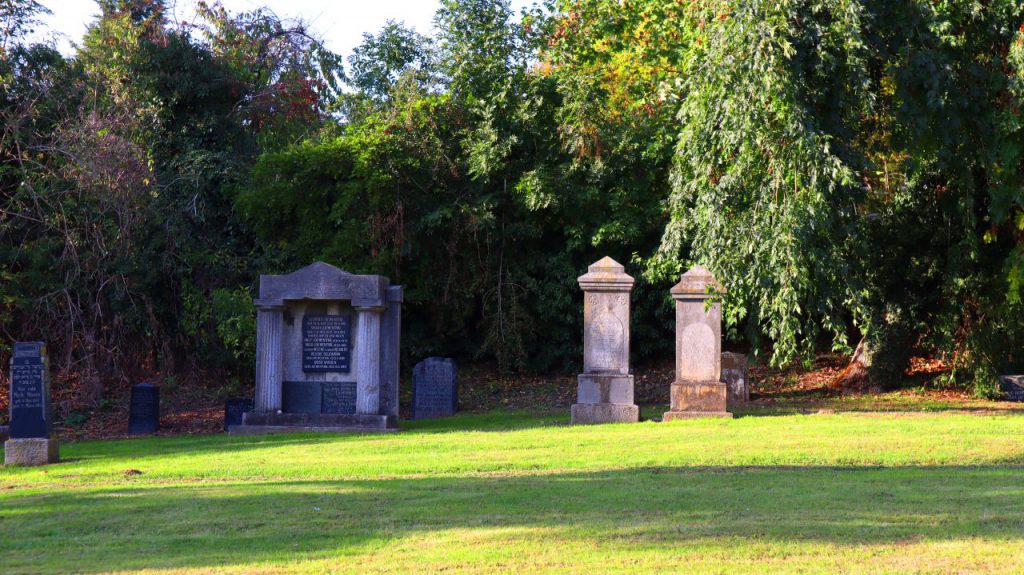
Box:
232;262;402;434
664;266;733;420
571;257;639;424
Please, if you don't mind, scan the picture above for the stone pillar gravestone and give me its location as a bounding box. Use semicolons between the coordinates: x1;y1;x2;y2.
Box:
413;357;458;419
234;262;403;435
128;383;160;434
5;342;59;466
571;257;639;424
664;266;733;420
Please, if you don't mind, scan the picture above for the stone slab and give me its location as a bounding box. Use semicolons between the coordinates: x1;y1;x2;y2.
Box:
322;381;358;414
662;410;734;421
571;403;639;424
234;411;396;435
999;375;1024;401
721;352;749;406
224;398;254;431
9;342;51;439
128;383;159;435
302;314;351;372
4;438;59;466
669;381;728;414
282;380;322;414
412;357;458;419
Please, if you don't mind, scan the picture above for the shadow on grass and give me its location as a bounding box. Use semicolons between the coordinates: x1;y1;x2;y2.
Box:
3;464;1024;573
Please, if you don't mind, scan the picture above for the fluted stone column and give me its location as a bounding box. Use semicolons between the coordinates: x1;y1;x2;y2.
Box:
355;306;384;415
254;303;285;413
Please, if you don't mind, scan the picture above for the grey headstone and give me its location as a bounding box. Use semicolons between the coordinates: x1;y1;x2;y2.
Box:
9;342;52;439
224;398;254;431
721;352;749;405
128;383;160;434
999;375;1024;401
412;358;458;419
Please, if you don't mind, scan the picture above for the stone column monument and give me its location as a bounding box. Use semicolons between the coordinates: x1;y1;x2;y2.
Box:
5;342;59;465
664;266;733;420
234;262;403;434
571;257;639;424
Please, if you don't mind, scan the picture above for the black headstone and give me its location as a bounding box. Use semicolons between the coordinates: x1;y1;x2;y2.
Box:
128;383;160;434
224;397;254;431
302;314;351;372
412;357;458;419
322;381;357;414
1000;375;1024;402
9;342;51;439
282;380;322;414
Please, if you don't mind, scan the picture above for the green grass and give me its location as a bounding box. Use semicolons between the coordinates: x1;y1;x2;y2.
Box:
3;408;1024;574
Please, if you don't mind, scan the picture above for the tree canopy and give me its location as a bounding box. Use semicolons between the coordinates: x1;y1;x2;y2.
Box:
2;0;1023;408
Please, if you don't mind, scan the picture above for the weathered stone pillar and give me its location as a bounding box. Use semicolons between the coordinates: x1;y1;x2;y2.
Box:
254;302;285;413
355;306;384;415
664;266;732;420
571;257;639;424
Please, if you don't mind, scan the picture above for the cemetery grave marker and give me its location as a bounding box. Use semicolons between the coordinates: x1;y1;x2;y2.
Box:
664;267;733;420
233;262;402;434
5;342;59;465
412;358;458;419
128;383;160;434
571;257;639;424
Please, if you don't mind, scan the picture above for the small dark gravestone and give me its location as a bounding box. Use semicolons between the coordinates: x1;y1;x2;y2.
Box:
224;398;254;431
999;375;1024;402
282;380;322;414
322;381;357;415
128;383;160;434
412;358;458;419
5;342;58;465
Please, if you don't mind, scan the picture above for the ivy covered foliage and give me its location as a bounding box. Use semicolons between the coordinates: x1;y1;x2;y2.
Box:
2;0;1024;406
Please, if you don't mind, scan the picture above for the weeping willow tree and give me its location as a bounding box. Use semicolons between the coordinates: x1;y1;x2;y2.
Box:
656;0;1024;392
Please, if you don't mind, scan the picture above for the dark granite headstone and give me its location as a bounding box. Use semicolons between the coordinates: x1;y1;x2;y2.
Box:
999;375;1024;402
9;342;51;439
224;397;254;431
412;357;458;419
322;381;357;415
302;314;351;372
282;381;322;414
128;383;160;434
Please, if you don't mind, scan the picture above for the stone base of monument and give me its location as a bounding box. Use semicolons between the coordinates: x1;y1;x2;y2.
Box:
4;438;59;466
663;381;733;420
231;412;398;435
571;403;639;424
571;374;639;424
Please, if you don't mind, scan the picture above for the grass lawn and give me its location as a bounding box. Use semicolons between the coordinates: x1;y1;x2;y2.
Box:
3;406;1024;574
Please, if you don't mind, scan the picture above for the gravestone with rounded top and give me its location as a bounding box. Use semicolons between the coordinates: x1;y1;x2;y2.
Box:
412;357;458;419
233;262;403;435
571;257;639;424
664;267;733;420
5;342;59;466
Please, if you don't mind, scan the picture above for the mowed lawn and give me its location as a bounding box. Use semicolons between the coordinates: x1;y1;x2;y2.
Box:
3;408;1024;574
